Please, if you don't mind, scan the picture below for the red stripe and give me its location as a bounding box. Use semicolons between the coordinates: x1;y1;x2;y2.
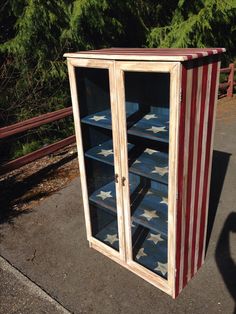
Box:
183;65;198;287
77;48;225;59
80;48;224;53
197;60;218;268
175;65;187;297
191;63;209;276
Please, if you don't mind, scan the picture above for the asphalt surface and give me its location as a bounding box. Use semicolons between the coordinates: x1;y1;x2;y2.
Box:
0;99;236;314
0;256;70;314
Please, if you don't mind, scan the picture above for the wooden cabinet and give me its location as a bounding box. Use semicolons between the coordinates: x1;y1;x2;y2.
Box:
65;48;225;298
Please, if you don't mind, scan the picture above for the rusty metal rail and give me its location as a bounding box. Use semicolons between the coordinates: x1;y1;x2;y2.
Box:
0;107;76;176
219;63;235;98
1;62;235;176
0;107;72;139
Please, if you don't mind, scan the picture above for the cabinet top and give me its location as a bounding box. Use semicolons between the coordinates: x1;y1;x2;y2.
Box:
64;47;225;62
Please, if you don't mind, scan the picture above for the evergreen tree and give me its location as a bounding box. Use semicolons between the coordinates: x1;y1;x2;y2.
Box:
147;0;236;61
0;0;235;158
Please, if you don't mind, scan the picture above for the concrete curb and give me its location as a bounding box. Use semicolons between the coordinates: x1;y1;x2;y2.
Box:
0;255;72;314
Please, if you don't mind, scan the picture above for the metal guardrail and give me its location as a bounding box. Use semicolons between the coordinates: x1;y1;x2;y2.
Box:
0;107;76;175
0;63;235;176
219;63;235;98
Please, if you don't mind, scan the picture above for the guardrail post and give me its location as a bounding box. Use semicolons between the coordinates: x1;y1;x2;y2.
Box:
227;63;234;97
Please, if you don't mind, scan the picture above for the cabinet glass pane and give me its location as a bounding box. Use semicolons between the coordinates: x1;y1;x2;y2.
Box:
76;67;119;251
124;71;170;279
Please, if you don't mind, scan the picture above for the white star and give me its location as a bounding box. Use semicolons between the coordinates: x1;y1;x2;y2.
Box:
98;149;113;157
146;126;167;133
136;248;147;260
151;166;168;176
89;115;107;122
154;261;167;276
104;233;118;245
147;233;164;245
147;190;153;195
133;159;141;164
140;209;159;221
96;191;112;200
143;114;158;120
144;148;158;155
160;197;168;206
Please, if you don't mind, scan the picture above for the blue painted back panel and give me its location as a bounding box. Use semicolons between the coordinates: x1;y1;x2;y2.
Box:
134;229;168;279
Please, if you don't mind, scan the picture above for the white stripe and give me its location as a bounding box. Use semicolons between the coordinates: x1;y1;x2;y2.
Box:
179;67;193;292
187;64;203;281
194;63;212;274
201;61;221;265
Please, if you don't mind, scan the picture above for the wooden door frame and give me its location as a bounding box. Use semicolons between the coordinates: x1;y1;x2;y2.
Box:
115;61;181;296
67;58;126;262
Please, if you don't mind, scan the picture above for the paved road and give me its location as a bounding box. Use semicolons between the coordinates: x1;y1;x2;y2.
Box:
0;99;236;314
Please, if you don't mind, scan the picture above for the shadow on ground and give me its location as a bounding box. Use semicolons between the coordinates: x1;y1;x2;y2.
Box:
0;153;76;225
207;150;236;312
206;150;231;250
215;212;236;313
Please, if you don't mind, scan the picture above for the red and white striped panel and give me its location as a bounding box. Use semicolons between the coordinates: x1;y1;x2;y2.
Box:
65;48;226;61
175;56;221;297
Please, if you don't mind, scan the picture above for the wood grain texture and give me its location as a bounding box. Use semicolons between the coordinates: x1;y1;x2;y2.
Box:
187;64;203;281
193;62;212;275
64;48;225;62
175;56;221;297
67;58;126;262
200;60;221;266
183;65;198;287
90;241;171;295
115;60;179;297
178;65;193;293
66;51;223;298
197;59;219;269
109;60;127;261
175;63;187;297
67;60;92;241
168;62;181;297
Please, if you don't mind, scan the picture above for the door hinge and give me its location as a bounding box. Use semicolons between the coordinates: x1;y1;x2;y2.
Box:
179;89;182;104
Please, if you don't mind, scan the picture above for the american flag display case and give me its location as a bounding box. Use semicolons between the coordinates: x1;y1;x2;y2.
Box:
65;48;225;298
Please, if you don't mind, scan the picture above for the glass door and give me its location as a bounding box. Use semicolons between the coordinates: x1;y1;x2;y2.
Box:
116;62;178;282
68;60;124;257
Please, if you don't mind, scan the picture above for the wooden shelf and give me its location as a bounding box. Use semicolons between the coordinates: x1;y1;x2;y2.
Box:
81;106;138;130
133;228;168;279
95;219;119;251
95;215;168;273
81;109;113;130
89;181;117;214
132;187;168;237
85;140;168;184
89;180;142;213
89;180;168;237
128;112;169;143
95;219;140;252
85;140;134;166
81;109;169;144
130;148;168;185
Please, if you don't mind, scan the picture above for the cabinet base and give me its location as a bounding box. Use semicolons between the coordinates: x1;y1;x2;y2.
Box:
88;240;173;298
